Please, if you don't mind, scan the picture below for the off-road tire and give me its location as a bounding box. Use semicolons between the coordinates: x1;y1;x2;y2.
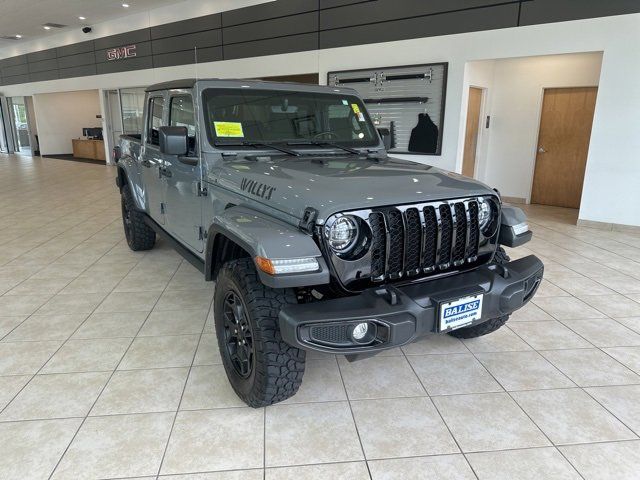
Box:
448;246;511;339
214;258;306;407
121;184;155;251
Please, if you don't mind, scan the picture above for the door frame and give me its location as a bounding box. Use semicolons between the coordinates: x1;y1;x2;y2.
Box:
0;96;16;153
462;85;488;179
526;85;598;205
102;89;124;165
460;83;489;179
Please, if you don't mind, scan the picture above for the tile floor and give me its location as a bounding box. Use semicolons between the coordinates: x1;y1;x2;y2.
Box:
1;155;640;479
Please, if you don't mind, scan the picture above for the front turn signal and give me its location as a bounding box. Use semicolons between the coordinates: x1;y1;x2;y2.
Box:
255;256;320;275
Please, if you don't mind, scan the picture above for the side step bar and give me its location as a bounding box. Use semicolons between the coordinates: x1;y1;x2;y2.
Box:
142;214;206;275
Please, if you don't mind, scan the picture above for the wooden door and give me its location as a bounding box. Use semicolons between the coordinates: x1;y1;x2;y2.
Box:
531;87;597;208
462;87;483;178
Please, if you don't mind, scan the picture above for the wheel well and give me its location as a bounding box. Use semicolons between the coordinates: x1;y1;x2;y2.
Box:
209;234;251;280
116;167;127;191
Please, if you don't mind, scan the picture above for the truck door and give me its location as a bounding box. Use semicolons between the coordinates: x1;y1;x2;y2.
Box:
140;94;167;224
162;93;203;252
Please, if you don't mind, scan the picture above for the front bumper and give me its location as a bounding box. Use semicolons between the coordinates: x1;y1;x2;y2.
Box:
279;255;543;355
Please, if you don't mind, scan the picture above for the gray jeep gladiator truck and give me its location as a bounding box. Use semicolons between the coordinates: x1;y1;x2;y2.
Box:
115;79;543;407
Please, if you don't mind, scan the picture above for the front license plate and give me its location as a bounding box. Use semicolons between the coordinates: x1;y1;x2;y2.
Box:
439;294;483;332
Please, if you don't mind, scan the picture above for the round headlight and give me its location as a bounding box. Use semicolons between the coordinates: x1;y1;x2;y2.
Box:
477;197;493;231
326;216;359;253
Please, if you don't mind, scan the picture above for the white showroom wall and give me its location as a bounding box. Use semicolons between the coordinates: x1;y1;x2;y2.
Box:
464;52;604;203
1;12;638;226
32;90;101;155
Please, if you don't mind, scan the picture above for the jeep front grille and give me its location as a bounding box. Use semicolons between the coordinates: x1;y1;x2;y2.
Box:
368;199;481;282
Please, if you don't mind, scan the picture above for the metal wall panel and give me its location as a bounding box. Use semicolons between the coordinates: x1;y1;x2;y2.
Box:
520;0;640;25
93;29;151;51
151;30;222;55
29;70;59;82
96;56;153;75
3;74;30;85
58;64;97;79
152;50;196;68
221;0;318;26
150;13;221;38
57;51;96;70
223;11;318;44
0;56;27;68
320;3;520;48
28;58;58;73
320;0;517;29
320;0;374;8
56;41;94;58
223;32;318;60
3;63;29;76
27;49;57;63
197;46;225;63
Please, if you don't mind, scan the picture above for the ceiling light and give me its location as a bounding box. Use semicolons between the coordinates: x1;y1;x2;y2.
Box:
122;3;130;7
15;34;22;38
43;26;51;30
78;16;86;20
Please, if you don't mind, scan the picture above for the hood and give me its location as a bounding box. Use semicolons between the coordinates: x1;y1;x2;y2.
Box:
209;154;495;222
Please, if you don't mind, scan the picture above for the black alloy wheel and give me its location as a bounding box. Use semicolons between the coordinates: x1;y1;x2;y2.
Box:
222;290;255;378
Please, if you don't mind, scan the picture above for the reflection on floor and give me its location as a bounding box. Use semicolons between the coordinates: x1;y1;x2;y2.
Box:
1;154;640;479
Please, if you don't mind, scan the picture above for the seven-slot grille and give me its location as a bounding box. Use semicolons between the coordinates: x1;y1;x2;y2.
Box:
369;199;480;281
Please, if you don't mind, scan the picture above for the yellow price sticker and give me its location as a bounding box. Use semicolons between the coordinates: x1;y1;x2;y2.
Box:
351;103;361;114
214;121;244;137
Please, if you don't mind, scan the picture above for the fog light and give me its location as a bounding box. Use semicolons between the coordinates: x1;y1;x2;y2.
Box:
349;321;377;344
352;322;368;340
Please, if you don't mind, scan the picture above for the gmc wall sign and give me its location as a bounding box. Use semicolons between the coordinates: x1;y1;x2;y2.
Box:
106;45;137;61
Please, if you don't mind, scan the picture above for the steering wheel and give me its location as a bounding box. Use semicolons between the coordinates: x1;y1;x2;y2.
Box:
313;131;339;140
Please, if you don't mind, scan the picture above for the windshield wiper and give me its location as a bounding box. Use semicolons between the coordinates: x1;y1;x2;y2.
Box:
286;140;361;155
215;141;300;157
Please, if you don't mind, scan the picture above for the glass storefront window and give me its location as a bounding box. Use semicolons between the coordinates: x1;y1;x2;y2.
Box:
120;88;146;135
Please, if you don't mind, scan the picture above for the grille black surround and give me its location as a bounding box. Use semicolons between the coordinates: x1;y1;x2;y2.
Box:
322;197;499;291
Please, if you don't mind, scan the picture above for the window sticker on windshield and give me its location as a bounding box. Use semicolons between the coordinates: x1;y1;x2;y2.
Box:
214;121;244;137
351;103;365;122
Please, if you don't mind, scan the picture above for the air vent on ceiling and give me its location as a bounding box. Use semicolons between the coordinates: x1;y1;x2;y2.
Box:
42;23;67;29
0;36;20;40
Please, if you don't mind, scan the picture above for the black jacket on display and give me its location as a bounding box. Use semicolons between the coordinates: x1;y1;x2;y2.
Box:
408;113;439;154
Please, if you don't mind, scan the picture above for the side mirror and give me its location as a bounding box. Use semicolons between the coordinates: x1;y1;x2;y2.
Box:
377;127;391;150
159;126;188;156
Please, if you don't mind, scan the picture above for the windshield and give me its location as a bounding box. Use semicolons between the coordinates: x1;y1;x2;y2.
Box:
202;88;379;149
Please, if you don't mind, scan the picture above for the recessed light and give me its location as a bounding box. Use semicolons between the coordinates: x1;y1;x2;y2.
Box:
15;34;22;38
122;3;130;7
43;26;51;30
78;16;86;20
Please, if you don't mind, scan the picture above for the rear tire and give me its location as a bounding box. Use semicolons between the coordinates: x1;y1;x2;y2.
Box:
448;246;511;339
214;258;306;407
121;184;155;251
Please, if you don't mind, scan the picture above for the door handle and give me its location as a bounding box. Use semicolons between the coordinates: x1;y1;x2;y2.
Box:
141;159;151;167
538;147;547;154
